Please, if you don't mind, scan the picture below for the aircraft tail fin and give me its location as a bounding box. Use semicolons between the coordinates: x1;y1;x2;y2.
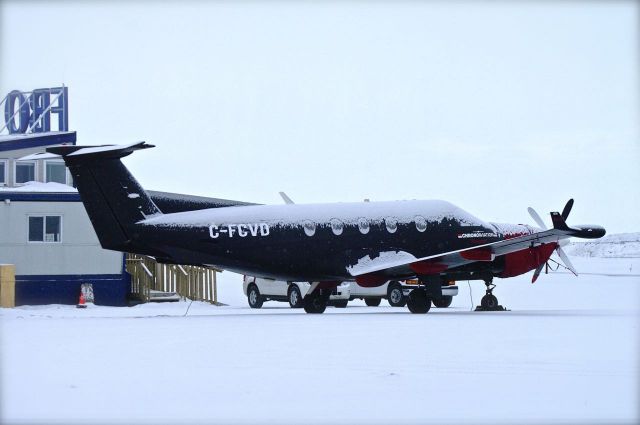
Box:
47;142;161;251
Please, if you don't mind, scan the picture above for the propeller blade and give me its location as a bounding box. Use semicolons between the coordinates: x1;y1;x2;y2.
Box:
561;198;574;220
527;207;548;230
532;263;545;283
557;247;578;276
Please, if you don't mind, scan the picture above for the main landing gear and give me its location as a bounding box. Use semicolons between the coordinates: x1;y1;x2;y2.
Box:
406;277;445;314
475;278;508;312
303;289;331;314
406;288;431;314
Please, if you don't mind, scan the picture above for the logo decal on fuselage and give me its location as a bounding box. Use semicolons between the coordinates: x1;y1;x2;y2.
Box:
209;223;270;238
457;232;498;239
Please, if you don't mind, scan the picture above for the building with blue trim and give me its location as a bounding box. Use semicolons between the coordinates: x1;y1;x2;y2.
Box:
0;85;131;305
1;86;233;307
0;131;132;306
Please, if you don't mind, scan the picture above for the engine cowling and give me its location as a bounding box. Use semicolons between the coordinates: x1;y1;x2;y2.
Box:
499;243;557;278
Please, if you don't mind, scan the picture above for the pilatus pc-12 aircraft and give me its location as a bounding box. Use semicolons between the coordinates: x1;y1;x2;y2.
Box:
48;142;605;314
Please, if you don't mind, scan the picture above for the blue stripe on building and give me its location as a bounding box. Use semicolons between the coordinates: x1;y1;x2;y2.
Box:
15;273;131;306
0;131;76;152
1;192;81;202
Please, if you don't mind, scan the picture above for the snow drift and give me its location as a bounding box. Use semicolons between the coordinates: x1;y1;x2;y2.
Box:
567;232;640;258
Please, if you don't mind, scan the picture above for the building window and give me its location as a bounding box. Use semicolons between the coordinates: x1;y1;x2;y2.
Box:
45;160;68;184
357;218;370;234
330;218;344;236
15;161;36;184
28;215;62;243
385;217;398;233
0;160;6;185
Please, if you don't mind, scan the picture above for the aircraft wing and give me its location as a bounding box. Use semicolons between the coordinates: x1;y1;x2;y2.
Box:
349;212;603;278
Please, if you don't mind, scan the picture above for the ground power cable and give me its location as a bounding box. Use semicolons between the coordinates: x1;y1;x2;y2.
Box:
183;298;194;317
467;280;473;311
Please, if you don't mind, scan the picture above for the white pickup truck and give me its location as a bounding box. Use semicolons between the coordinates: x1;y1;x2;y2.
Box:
243;276;458;309
243;276;351;308
349;279;459;308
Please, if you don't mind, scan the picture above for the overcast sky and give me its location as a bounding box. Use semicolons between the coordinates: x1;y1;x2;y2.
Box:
1;1;638;233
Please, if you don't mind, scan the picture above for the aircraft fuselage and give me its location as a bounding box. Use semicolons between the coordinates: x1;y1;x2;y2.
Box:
135;200;516;281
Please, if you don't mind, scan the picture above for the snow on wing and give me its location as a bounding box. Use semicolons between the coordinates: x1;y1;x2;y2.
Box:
348;229;573;277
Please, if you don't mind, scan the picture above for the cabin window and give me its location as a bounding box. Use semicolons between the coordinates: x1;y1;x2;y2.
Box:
330;218;344;236
385;217;398;233
303;220;316;236
28;215;62;243
415;215;427;232
45;160;68;185
357;217;370;234
15;161;36;184
0;160;6;185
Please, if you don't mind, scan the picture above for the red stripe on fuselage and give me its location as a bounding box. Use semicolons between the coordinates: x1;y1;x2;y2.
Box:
409;261;448;275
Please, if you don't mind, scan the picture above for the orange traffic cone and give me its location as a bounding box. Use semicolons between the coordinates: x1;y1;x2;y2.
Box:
76;291;87;309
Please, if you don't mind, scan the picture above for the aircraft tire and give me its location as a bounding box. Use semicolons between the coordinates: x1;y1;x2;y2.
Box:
481;294;498;310
303;293;327;314
407;289;431;314
433;295;453;308
247;284;263;309
365;297;382;307
387;281;406;307
333;300;348;308
288;285;304;308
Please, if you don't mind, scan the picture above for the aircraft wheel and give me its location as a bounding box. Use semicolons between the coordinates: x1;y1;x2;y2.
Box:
288;285;303;308
407;289;431;314
365;297;382;307
433;295;453;308
387;281;406;307
247;284;263;309
303;293;327;314
481;294;499;310
333;300;348;308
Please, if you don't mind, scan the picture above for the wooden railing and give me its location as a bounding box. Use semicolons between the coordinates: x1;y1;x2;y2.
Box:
126;253;219;304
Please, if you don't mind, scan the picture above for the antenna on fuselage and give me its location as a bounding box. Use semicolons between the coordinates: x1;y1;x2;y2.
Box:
279;192;295;204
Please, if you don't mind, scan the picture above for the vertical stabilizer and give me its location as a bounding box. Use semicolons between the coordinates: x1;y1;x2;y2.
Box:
47;142;161;251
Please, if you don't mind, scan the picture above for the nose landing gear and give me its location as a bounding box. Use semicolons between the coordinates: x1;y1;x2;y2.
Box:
475;278;508;311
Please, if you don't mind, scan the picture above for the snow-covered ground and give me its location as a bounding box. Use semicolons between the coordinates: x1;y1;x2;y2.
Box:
2;255;639;424
567;232;640;259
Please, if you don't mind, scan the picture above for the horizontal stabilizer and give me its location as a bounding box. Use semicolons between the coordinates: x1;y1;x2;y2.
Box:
47;142;154;161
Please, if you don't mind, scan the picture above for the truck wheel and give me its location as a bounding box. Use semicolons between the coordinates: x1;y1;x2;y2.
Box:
407;289;431;314
333;300;348;308
288;285;303;308
433;295;453;308
387;281;406;307
365;297;382;307
247;284;263;309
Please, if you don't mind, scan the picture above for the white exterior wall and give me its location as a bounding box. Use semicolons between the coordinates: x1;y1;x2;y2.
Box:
0;199;123;276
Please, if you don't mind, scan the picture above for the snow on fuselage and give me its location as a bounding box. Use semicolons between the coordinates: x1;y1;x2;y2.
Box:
137;199;500;281
141;199;481;228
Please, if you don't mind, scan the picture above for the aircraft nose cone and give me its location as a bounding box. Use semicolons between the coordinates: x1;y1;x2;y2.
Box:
574;225;606;239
